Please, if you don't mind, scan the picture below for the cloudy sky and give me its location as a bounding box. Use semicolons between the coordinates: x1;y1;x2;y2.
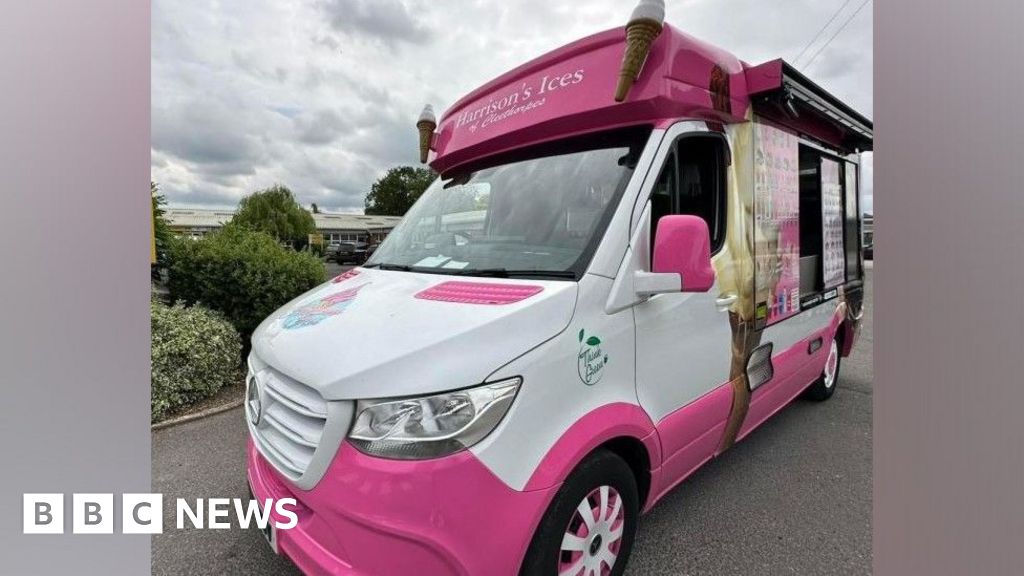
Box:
152;0;873;214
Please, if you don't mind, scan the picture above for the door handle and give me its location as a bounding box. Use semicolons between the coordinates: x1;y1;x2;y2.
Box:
715;294;738;309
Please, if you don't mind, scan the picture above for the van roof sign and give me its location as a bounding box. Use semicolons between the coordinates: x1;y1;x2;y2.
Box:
430;22;872;174
430;25;746;174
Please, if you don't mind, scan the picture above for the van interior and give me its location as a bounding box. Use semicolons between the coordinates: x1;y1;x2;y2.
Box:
797;143;860;300
799;146;824;297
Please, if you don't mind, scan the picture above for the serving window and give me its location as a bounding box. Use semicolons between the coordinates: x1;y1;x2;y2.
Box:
797;146;857;300
753;119;862;326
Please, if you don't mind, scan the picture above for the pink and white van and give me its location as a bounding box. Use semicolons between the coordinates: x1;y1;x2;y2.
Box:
246;2;871;574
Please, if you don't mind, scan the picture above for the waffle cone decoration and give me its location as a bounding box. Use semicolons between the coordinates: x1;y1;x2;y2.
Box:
417;104;436;164
615;0;666;102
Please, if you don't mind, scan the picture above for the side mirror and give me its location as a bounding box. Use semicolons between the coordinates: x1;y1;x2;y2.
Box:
652;215;715;292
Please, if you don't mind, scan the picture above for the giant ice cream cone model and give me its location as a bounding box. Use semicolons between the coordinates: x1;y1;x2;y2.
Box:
614;0;666;102
416;104;436;164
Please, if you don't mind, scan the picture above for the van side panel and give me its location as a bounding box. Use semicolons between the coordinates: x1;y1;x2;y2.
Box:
470;273;640;492
522;403;660;492
761;298;838;356
645;381;734;509
738;303;845;441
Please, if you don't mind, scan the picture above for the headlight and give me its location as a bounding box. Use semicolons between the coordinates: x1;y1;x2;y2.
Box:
348;377;521;460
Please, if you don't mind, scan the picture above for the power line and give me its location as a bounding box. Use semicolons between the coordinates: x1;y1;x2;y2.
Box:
793;0;854;66
803;0;872;71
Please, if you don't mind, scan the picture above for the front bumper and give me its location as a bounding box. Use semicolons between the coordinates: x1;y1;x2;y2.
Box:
247;438;558;575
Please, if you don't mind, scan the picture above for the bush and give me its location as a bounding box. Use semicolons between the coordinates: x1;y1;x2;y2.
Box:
151;300;242;422
167;225;326;338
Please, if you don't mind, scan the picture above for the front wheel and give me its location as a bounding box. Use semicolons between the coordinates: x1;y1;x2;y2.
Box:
804;335;841;401
520;450;639;576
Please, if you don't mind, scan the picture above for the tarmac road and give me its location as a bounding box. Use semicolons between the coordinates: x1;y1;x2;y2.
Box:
152;269;872;576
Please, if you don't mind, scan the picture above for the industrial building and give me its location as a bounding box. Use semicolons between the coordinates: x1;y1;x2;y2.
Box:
165;208;403;243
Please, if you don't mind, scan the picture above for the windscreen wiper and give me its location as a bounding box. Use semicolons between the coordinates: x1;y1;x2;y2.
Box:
365;263;461;276
363;262;413;271
453;268;578;280
367;263;577;280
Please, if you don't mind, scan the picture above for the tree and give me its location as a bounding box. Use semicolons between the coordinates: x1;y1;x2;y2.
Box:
364;166;437;216
231;185;316;245
152;181;172;277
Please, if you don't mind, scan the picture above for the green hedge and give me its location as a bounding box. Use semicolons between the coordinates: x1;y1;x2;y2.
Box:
151;300;242;422
167;225;326;338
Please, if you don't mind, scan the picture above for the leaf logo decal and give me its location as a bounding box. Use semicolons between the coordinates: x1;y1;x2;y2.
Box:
577;329;607;386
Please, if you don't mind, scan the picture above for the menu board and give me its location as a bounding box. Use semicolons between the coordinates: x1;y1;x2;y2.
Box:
821;158;846;289
754;122;800;325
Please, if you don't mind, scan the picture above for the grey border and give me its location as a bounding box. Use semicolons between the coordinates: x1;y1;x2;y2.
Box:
0;1;151;574
875;1;1024;573
4;0;1024;574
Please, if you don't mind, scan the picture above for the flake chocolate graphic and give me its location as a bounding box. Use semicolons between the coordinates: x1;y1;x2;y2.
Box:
710;64;731;114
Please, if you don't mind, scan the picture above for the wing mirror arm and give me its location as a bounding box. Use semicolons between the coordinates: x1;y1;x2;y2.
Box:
633;271;681;297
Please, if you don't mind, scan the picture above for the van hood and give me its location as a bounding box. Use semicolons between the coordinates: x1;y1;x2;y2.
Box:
251;268;578;400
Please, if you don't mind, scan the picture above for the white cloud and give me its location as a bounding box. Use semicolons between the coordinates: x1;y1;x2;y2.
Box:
152;0;873;212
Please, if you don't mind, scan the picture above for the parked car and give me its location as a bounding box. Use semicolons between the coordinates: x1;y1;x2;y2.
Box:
323;242;342;261
327;241;370;264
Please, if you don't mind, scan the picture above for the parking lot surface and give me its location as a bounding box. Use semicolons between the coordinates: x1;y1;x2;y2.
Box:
152;270;872;575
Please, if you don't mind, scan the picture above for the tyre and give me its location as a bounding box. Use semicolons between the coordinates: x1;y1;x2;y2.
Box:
520;449;639;576
804;334;841;401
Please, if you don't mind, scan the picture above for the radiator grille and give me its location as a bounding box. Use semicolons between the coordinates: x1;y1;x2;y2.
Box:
248;365;328;479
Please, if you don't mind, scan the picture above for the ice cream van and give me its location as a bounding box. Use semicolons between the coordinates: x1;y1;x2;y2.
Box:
246;1;872;574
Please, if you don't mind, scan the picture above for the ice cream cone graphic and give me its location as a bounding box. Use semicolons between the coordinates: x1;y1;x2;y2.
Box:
416;104;436;164
614;0;666;102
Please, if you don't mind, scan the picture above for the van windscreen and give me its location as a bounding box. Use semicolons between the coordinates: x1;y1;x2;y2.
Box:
367;127;651;280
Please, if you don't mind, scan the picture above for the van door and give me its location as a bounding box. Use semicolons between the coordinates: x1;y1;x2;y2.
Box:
633;127;735;465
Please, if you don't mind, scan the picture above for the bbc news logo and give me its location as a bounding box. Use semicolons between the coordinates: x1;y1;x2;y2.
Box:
23;494;297;534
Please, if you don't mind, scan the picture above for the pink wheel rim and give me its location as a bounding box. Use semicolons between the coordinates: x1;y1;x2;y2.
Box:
558;485;625;576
